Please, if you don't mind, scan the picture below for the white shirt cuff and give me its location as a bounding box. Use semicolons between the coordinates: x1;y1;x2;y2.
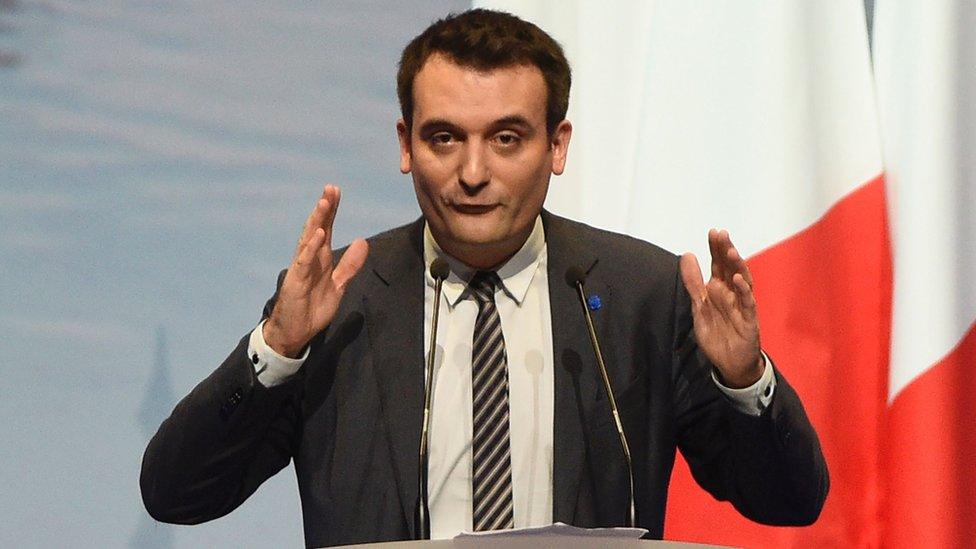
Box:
247;319;309;387
711;352;776;416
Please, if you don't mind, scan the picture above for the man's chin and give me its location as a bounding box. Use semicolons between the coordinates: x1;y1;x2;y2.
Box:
434;222;507;252
449;231;506;249
441;217;505;243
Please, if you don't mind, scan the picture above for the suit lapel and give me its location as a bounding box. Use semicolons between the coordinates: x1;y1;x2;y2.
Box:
363;219;427;538
543;212;606;525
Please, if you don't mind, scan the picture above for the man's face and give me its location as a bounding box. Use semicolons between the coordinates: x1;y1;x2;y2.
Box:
397;53;572;269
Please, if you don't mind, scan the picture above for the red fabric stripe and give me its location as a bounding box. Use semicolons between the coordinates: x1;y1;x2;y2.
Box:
664;174;892;547
882;323;976;547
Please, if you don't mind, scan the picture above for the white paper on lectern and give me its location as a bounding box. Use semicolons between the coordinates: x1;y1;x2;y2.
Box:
455;522;648;539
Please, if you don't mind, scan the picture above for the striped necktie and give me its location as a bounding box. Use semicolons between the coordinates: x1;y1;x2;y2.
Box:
469;271;515;531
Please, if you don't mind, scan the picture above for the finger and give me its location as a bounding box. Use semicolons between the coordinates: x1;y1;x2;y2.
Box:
319;185;341;250
718;229;739;281
303;185;333;235
315;186;343;271
706;279;737;321
332;238;369;291
294;197;329;262
732;273;758;322
724;242;754;288
294;227;327;278
708;228;726;281
679;253;706;303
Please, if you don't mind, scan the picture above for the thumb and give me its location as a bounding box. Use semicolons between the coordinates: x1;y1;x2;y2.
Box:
332;238;369;292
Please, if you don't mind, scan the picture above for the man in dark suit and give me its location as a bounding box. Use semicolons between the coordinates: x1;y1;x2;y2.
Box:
141;9;827;547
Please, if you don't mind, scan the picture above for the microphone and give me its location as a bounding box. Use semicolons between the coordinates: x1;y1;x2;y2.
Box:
565;266;637;528
415;257;450;540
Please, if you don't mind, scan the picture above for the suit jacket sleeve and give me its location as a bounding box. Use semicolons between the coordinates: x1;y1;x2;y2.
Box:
140;271;308;524
669;269;829;526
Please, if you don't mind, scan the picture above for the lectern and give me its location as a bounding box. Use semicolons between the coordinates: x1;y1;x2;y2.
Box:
328;537;731;549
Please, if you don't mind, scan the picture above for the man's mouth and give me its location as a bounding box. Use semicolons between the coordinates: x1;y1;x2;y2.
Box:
451;203;498;215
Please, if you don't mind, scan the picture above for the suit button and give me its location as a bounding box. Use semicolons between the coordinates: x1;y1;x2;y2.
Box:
226;388;243;406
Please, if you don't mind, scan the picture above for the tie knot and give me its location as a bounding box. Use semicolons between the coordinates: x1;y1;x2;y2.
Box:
469;271;499;304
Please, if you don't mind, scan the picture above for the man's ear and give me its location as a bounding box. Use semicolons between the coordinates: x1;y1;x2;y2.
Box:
549;120;573;175
396;119;412;174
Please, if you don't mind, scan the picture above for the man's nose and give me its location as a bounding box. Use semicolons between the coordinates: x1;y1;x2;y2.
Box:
458;142;490;192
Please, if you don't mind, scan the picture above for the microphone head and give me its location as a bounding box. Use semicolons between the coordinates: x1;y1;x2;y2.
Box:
565;265;587;287
429;258;450;281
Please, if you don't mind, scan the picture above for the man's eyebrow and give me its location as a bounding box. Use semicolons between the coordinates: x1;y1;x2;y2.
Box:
491;115;534;130
417;115;537;136
417;119;461;135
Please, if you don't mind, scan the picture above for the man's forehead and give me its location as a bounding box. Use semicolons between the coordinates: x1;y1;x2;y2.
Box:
411;54;547;126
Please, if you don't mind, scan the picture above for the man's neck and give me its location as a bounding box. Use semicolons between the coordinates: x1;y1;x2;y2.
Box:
423;217;545;273
433;235;530;271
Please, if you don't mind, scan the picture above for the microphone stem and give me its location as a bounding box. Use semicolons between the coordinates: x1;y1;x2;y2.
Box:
574;282;637;528
416;276;444;540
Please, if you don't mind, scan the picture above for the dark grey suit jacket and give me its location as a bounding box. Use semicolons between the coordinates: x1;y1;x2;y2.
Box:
141;212;828;547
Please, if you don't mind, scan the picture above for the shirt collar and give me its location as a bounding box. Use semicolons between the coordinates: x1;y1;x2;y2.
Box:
423;216;547;307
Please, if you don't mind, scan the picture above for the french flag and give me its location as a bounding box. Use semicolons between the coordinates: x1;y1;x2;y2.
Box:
481;0;974;546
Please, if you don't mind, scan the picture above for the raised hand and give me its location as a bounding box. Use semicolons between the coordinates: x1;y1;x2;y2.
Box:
263;185;369;358
679;229;763;388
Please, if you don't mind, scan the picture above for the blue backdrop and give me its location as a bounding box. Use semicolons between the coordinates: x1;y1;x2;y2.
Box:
0;1;466;546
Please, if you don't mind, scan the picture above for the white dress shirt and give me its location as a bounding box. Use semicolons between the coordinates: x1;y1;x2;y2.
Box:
247;215;775;539
422;217;554;538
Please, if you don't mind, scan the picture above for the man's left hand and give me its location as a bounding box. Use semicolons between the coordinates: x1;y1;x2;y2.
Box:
679;229;763;389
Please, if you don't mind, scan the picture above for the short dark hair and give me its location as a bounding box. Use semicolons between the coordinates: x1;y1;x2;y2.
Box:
397;9;571;135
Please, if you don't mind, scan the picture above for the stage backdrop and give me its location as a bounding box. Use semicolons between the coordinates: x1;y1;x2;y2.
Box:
4;1;973;548
0;2;465;547
480;0;976;547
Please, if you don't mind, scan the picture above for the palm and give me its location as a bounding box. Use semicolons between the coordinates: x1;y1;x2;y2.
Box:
278;261;338;337
679;229;762;388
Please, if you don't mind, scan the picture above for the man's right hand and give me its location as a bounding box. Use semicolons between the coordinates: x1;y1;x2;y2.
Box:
263;185;369;358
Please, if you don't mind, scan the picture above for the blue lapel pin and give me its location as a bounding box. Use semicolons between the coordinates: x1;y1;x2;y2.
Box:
587;294;602;311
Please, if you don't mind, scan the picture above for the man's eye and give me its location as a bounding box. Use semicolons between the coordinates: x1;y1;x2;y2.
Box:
430;133;455;145
494;133;521;147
